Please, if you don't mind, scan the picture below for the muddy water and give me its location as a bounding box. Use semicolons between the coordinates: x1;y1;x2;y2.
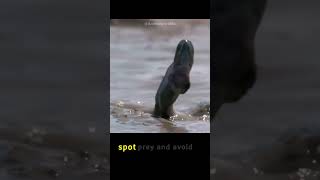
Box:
110;20;210;133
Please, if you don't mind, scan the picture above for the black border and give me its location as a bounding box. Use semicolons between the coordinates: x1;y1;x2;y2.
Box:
111;0;210;19
110;133;210;179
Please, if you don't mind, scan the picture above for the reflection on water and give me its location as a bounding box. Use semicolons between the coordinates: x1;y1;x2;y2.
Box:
110;19;210;133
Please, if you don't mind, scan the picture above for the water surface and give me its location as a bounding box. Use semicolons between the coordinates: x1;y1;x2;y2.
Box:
110;20;210;133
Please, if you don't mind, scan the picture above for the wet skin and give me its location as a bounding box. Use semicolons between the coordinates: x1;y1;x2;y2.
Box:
153;40;194;119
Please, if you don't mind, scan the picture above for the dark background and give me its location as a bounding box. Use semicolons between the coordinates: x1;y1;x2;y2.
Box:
212;0;320;179
213;0;320;155
0;0;109;179
0;0;108;142
111;0;210;19
111;133;210;179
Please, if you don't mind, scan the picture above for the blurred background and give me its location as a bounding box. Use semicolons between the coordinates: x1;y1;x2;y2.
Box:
212;0;320;179
0;0;108;179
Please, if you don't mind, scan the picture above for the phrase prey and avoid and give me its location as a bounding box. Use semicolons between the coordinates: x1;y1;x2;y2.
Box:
118;144;193;152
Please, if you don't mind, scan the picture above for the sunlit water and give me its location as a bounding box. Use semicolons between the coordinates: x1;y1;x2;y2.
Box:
110;20;210;133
